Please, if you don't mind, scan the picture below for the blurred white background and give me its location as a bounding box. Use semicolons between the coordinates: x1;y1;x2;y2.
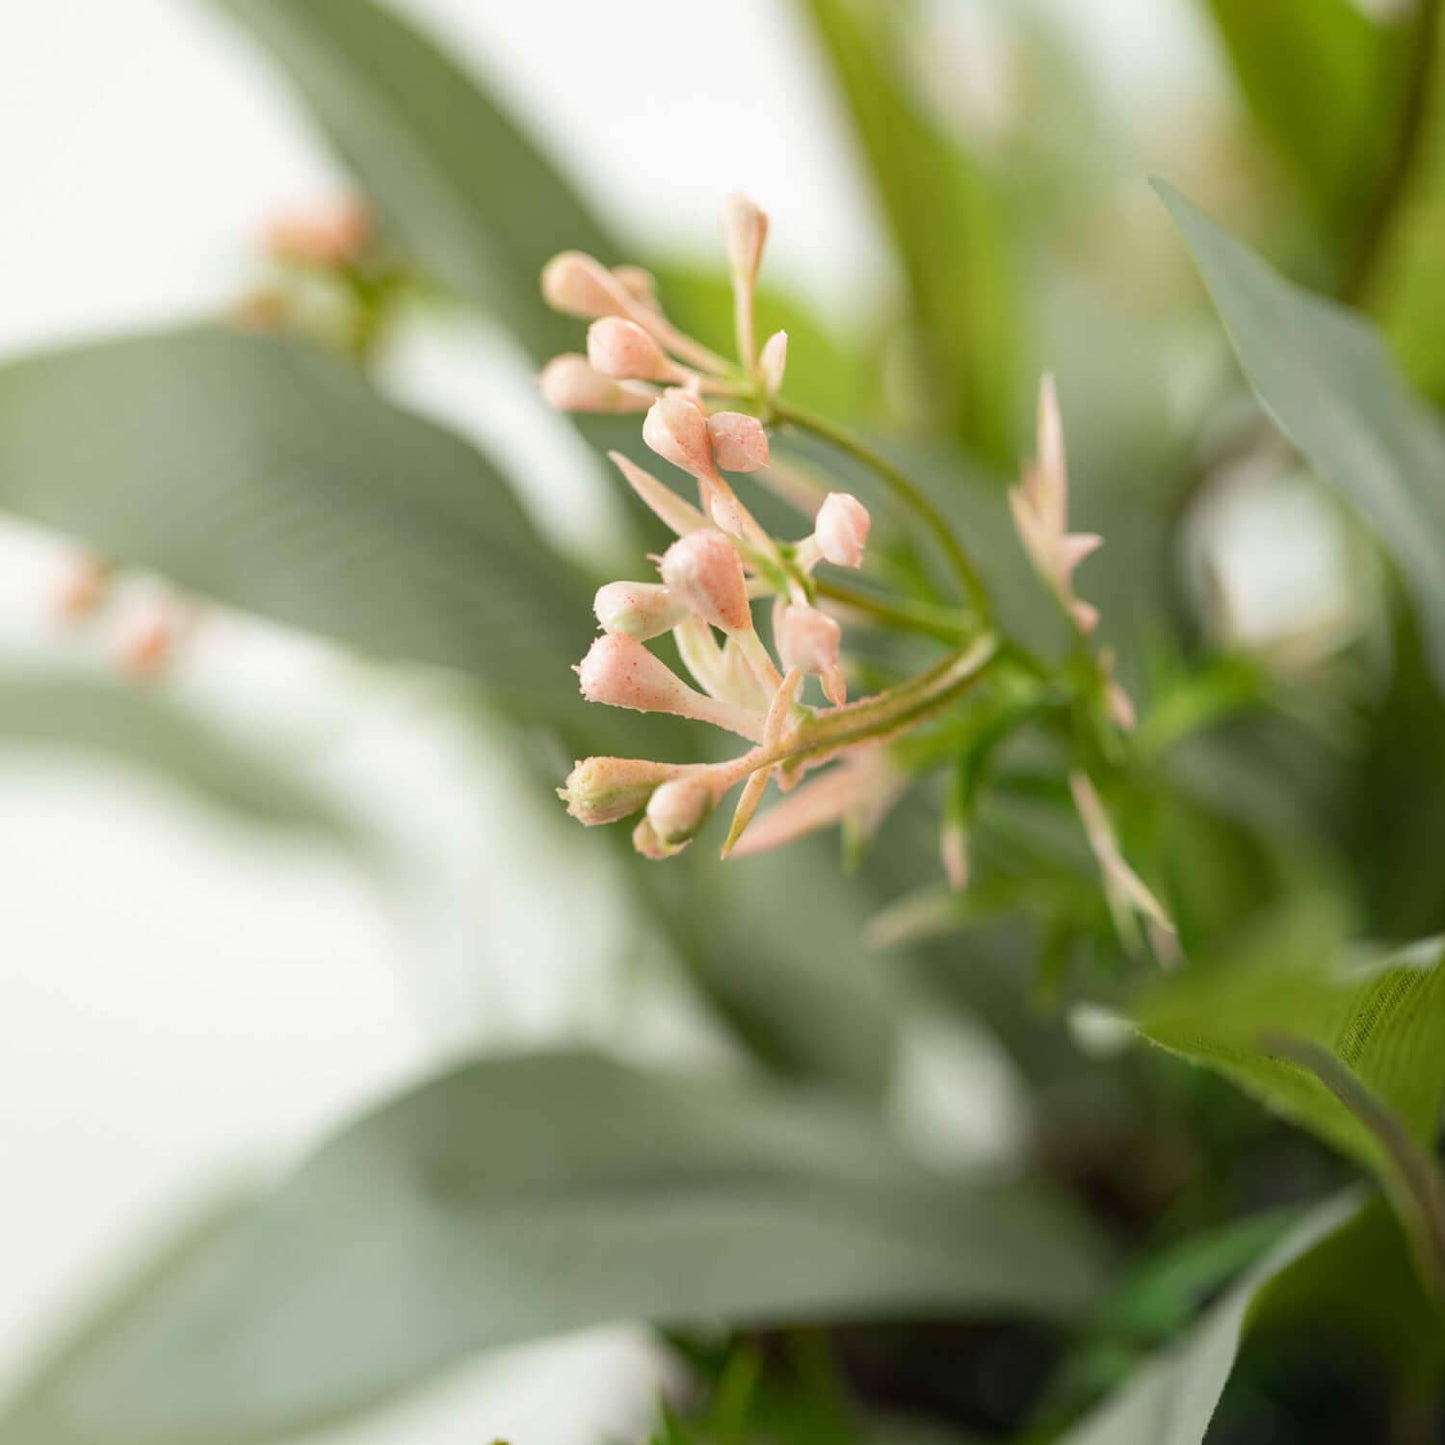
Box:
0;2;1213;1440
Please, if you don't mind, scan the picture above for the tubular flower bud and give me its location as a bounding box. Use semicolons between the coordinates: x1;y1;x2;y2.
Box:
266;198;371;268
593;580;688;640
587;318;685;383
778;603;846;705
612;265;659;308
577;634;764;740
814;492;871;568
646;777;715;846
758;330;788;395
541;251;634;320
540;355;653;413
1010;376;1102;634
721;193;769;286
708;412;770;473
560;756;685;826
642;390;718;480
659;532;752;634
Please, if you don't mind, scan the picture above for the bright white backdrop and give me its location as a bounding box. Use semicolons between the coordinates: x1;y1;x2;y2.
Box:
0;2;1211;1440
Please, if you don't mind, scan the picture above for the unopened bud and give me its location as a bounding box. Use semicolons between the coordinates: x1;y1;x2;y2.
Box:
560;756;681;826
758;330;788;394
267;198;371;268
49;553;111;625
632;815;685;859
777;603;846;705
941;819;970;893
659;532;752;634
593;580;687;640
642;390;717;479
708;412;770;473
539;355;652;413
587;318;680;383
646;777;714;846
612;265;658;308
814;492;871;568
541;251;632;320
721;193;769;284
113;601;179;680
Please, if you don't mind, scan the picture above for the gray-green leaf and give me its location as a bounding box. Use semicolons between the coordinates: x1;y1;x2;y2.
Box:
0;1051;1108;1445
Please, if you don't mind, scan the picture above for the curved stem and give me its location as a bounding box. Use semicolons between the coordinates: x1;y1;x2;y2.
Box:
1342;0;1443;304
769;397;994;623
813;576;971;644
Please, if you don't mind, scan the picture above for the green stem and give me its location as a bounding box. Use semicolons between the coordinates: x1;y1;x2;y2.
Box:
813;576;971;644
769;397;993;623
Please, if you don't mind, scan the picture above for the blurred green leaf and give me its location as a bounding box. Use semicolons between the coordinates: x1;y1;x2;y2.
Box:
1158;184;1445;694
0;670;355;841
1054;1191;1362;1445
0;326;600;731
207;0;616;360
0;1051;1108;1445
797;0;1023;465
1136;906;1445;1289
1199;0;1403;242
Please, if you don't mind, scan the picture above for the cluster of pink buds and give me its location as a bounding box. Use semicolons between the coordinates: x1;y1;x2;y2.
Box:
47;551;189;680
539;196;896;859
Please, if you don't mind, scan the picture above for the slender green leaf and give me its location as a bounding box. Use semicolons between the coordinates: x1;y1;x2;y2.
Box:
1157;184;1445;692
1199;0;1403;238
0;670;355;841
1055;1192;1363;1445
797;0;1023;465
206;0;616;359
0;1051;1108;1445
0;326;597;728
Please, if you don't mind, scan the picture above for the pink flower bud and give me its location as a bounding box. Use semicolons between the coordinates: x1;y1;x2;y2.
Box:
113;601;179;680
587;318;681;383
941;819;970;893
48;552;111;625
646;777;715;846
267;198;371;268
642;390;718;479
814;492;871;568
577;634;763;739
539;355;652;413
632;816;684;859
758;330;788;394
593;580;687;640
778;603;846;705
721;193;769;283
541;251;634;320
612;265;658;307
708;412;770;473
560;756;683;826
659;532;752;634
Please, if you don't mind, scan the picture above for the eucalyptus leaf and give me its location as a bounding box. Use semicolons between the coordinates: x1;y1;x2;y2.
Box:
206;0;616;359
1157;184;1445;692
0;1051;1108;1445
1055;1191;1362;1445
0;327;598;731
797;0;1023;465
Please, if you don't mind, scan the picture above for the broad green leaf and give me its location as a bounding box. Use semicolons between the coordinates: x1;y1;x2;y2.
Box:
0;670;355;841
0;1051;1108;1445
206;0;616;359
797;0;1023;466
1157;184;1445;693
1199;0;1403;241
0;327;597;730
1135;906;1445;1288
1055;1191;1363;1445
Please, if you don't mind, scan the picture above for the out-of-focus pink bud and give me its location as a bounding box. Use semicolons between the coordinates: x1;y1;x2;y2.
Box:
608;452;709;536
708;412;770;473
632;815;685;859
941;819;970;893
577;634;763;739
642;391;718;479
778;603;846;705
48;552;111;625
560;756;683;826
539;355;653;413
541;251;635;320
593;580;687;640
721;193;769;284
814;492;871;568
612;265;658;308
659;532;752;634
267;198;371;268
113;601;180;680
758;330;788;394
587;318;682;383
646;777;715;846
